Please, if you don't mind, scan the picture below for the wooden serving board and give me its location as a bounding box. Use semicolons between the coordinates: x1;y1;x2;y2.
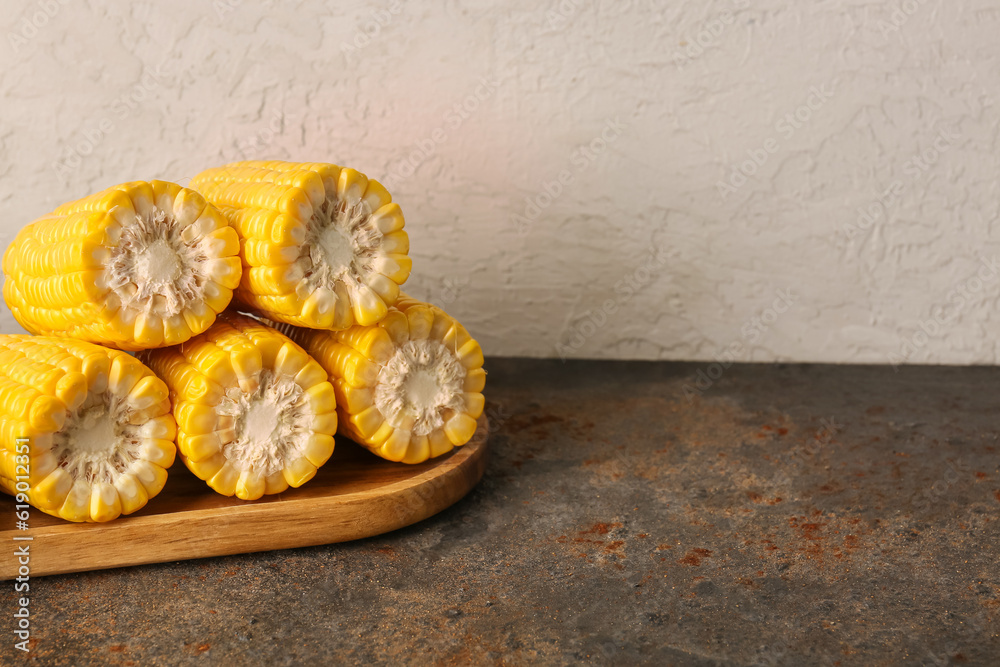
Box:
0;416;488;579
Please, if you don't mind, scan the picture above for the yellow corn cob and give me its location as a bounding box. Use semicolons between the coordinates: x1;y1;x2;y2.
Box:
189;160;411;330
276;295;485;464
0;335;176;522
3;180;242;351
139;312;337;499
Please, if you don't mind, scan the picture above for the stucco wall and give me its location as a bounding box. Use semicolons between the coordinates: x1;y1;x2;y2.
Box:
1;0;996;363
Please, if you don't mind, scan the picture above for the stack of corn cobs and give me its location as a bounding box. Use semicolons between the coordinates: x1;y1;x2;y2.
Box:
0;161;485;522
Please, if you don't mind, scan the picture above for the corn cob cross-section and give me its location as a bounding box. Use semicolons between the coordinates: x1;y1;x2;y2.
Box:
0;336;177;522
3;180;242;350
280;296;485;464
189;160;411;330
140;312;337;500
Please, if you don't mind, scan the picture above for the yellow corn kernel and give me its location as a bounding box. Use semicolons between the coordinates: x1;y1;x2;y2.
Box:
189;161;410;330
140;312;338;500
0;336;176;522
2;181;241;350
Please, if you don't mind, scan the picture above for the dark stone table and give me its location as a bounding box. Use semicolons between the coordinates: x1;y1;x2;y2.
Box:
3;359;999;665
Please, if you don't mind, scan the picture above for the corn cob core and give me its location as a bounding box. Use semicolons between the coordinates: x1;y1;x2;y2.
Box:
189;160;411;331
3;180;242;350
277;295;485;464
140;312;337;500
0;335;177;522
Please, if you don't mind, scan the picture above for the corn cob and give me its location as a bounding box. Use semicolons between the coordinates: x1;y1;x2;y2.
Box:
189;160;411;330
3;181;242;351
276;296;484;464
140;312;337;499
0;335;176;522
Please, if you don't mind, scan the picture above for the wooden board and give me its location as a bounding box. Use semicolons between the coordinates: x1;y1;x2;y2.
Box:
0;417;488;579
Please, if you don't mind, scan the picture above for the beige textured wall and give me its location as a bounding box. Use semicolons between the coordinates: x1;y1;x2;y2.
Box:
1;0;997;363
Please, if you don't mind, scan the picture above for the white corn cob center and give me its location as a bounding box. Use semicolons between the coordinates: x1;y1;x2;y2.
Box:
106;208;201;317
49;378;171;512
374;339;467;436
297;194;383;314
102;196;231;327
217;370;314;476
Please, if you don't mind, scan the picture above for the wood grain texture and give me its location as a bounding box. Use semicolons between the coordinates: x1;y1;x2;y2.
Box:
0;416;488;579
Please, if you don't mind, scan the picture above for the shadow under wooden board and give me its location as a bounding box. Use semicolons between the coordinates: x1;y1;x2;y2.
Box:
0;416;489;579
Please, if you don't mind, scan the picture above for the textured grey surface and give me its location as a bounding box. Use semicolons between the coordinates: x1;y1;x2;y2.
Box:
3;358;1000;665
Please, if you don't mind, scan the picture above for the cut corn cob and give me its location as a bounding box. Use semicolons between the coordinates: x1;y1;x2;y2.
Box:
276;295;485;464
0;335;176;522
139;312;337;499
3;181;242;351
189;160;411;330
